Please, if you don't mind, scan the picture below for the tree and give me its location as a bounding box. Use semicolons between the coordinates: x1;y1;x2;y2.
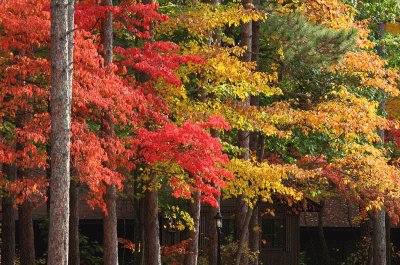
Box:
48;0;73;264
1;165;16;265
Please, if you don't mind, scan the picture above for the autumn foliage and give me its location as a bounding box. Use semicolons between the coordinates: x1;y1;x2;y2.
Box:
1;0;400;263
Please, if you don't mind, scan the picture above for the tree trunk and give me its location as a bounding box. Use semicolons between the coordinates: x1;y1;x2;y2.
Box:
317;200;330;265
386;214;391;265
1;164;16;265
99;2;119;264
48;0;73;264
371;20;386;265
208;196;220;265
133;196;144;265
234;0;252;262
235;207;253;265
100;0;113;67
241;0;252;63
207;130;221;265
248;13;260;264
69;180;80;265
184;192;201;265
104;185;119;265
372;208;386;265
235;130;250;264
143;189;161;265
19;201;35;265
248;206;259;265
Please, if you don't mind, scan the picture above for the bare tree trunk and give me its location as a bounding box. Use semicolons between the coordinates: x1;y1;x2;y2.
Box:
371;47;386;263
104;185;119;265
207;130;221;265
133;194;144;265
184;192;201;265
372;208;386;265
386;214;391;265
241;0;252;63
143;189;161;265
69;180;80;265
2;196;16;265
317;200;330;265
235;129;250;265
2;164;16;265
208;196;220;265
248;11;260;263
19;201;35;265
99;1;119;264
248;206;259;265
67;3;77;264
235;207;253;265
234;0;252;262
48;0;73;263
100;0;113;67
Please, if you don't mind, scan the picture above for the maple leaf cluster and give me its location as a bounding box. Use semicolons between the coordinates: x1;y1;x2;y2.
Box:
0;0;230;211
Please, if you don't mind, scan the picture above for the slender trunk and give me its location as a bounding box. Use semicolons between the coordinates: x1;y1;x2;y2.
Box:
235;207;253;265
143;189;161;265
48;0;73;263
104;185;119;265
317;200;330;265
234;0;252;263
235;130;250;264
234;196;249;240
371;21;386;265
133;196;144;265
386;214;391;265
99;2;119;264
69;180;80;265
19;201;35;265
1;164;16;265
208;197;220;265
248;14;260;264
100;0;113;67
2;195;16;265
372;208;386;265
184;192;201;265
208;130;221;265
208;0;221;255
248;206;259;265
241;0;252;63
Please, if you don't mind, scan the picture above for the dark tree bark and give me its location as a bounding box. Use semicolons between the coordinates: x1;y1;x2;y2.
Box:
208;195;220;265
248;206;259;265
248;9;260;263
235;130;250;265
372;208;386;265
386;214;391;265
69;180;80;265
184;192;201;265
100;1;119;264
103;185;119;265
235;207;253;265
48;0;73;264
241;0;252;63
317;200;330;265
1;164;16;265
207;130;221;265
133;194;144;265
143;189;161;265
207;0;222;258
100;0;113;67
19;201;35;265
371;21;386;265
234;0;252;263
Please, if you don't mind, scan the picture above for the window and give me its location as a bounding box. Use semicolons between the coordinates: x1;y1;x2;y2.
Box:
261;218;285;248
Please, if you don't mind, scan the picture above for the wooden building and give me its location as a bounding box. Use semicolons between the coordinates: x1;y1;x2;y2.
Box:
14;190;307;265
